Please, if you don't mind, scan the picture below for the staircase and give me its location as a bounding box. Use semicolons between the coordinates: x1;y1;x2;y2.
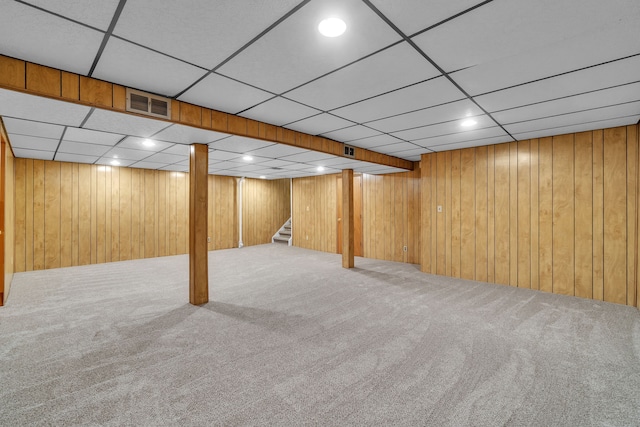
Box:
272;218;292;245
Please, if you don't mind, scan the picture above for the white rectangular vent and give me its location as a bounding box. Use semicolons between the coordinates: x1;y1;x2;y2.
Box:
126;88;171;119
344;144;356;158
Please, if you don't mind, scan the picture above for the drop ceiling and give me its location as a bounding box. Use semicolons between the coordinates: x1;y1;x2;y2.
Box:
0;0;639;179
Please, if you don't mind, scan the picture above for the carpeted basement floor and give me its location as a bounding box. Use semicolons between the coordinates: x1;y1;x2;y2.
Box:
1;244;639;426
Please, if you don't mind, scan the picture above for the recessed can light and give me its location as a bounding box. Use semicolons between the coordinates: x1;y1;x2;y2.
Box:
318;17;346;37
461;119;477;127
316;166;326;172
110;160;120;166
243;155;253;161
259;175;266;179
143;139;155;147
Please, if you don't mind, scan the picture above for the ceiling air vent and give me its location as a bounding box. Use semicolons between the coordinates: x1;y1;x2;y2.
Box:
126;88;171;119
344;144;356;159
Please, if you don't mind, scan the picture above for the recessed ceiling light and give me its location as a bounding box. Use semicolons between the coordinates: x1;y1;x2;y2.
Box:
259;175;266;179
243;155;253;161
110;160;120;166
318;17;346;37
461;118;477;127
143;139;155;147
316;166;326;172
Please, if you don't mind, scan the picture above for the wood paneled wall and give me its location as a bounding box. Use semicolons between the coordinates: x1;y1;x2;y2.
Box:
14;160;238;272
363;169;421;264
2;131;15;304
421;125;640;307
242;178;290;247
292;174;338;253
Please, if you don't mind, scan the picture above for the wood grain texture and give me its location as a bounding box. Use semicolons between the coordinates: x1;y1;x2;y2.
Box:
626;125;637;307
552;134;575;296
494;144;510;285
342;169;355;268
460;148;475;280
242;178;290;247
292;175;337;253
509;142;518;287
574;132;593;299
436;152;446;274
475;146;488;282
451;151;461;278
79;76;112;108
0;56;25;89
189;144;208;305
26;63;60;97
538;138;553;294
421;154;432;273
517;141;530;288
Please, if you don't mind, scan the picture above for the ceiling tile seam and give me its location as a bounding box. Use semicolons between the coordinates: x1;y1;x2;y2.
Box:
407;0;496;40
375;112;492;135
509;113;640;137
473;52;640;98
79;108;96;128
87;0;129;77
425;134;512;148
94;134;128;164
52;127;68;161
172;0;314;99
14;0;105;33
502;99;640;126
361;0;517;143
490;79;640;114
404;124;500;144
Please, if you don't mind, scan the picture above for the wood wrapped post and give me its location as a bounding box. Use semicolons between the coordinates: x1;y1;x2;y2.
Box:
189;144;208;305
342;169;354;268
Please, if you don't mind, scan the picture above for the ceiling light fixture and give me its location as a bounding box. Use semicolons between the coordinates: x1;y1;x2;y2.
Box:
316;166;326;172
243;155;253;161
461;118;477;127
318;17;346;37
259;175;266;179
143;139;155;147
110;160;120;166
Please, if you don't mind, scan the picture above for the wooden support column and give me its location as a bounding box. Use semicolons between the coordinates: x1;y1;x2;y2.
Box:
189;144;208;305
342;169;354;268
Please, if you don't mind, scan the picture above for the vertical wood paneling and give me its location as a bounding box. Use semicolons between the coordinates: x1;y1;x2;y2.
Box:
451;151;461;278
574;132;593;299
436;152;446;274
509;142;518;287
460;149;475;280
421;154;432;272
626;125;637;307
242;178;290;247
517;141;530;288
538;137;553;293
33;160;45;270
78;164;91;266
111;168;119;262
487;146;495;283
14;159;26;272
26;160;34;271
475;146;488;282
59;162;72;267
529;140;539;291
119;168;131;261
445;152;452;274
552;134;575;296
494;144;510;285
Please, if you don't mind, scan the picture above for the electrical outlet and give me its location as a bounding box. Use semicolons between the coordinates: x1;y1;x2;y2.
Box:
403;246;407;252
437;205;443;213
207;237;211;243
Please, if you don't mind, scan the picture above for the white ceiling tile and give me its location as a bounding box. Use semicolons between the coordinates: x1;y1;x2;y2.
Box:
152;124;229;145
103;147;155;161
209;136;275;153
347;134;405;149
139;152;185;164
493;82;640;124
2;117;65;140
82;108;170;137
250;143;309;159
58;141;111;156
240;97;319;127
321;125;381;142
413;0;640;72
450;17;640;95
257;159;299;168
504;102;640;134
285;114;353;136
96;159;136;167
0;1;105;75
367;99;483;133
332;76;465;123
54;152;98;164
218;0;401;93
178;73;274;115
12;148;55;160
23;0;121;31
392;115;496;142
476;55;640;112
512;116;640;141
0;89;91;127
413;127;510;147
64;127;124;145
388;147;429;159
117;136;173;152
92;37;206;97
129;161;169;170
280;151;334;163
159;164;188;172
161;144;191;156
209;150;243;161
425;135;514;152
369;0;482;35
286;42;440;110
8;134;59;151
228;164;272;173
114;0;302;69
373;142;420;154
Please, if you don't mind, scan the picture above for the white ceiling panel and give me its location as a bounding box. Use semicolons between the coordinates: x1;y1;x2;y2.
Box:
257;159;299;168
512;116;640;141
102;147;154;161
209;136;274;153
209;150;243;162
217;0;400;93
373;142;421;154
504;102;640;134
54;152;99;164
280;151;334;163
12;148;54;160
369;0;481;35
64;127;124;145
332;76;465;123
348;134;406;149
82;108;169;137
369;99;483;134
492;82;640;124
178;73;274;115
22;0;121;31
414;0;640;72
2;117;65;140
426;135;513;152
137;152;185;164
286;42;440;110
114;0;302;69
249;144;308;158
7;134;59;151
58;141;111;156
161;144;191;156
388;147;429;159
117;136;173;152
128;161;169;170
411;126;509;147
96;159;136;167
152;124;229;145
0;1;105;75
285;114;353;136
321;125;381;142
0;89;91;127
451;17;640;96
240;97;319;127
227;164;272;173
476;55;640;112
92;37;206;97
